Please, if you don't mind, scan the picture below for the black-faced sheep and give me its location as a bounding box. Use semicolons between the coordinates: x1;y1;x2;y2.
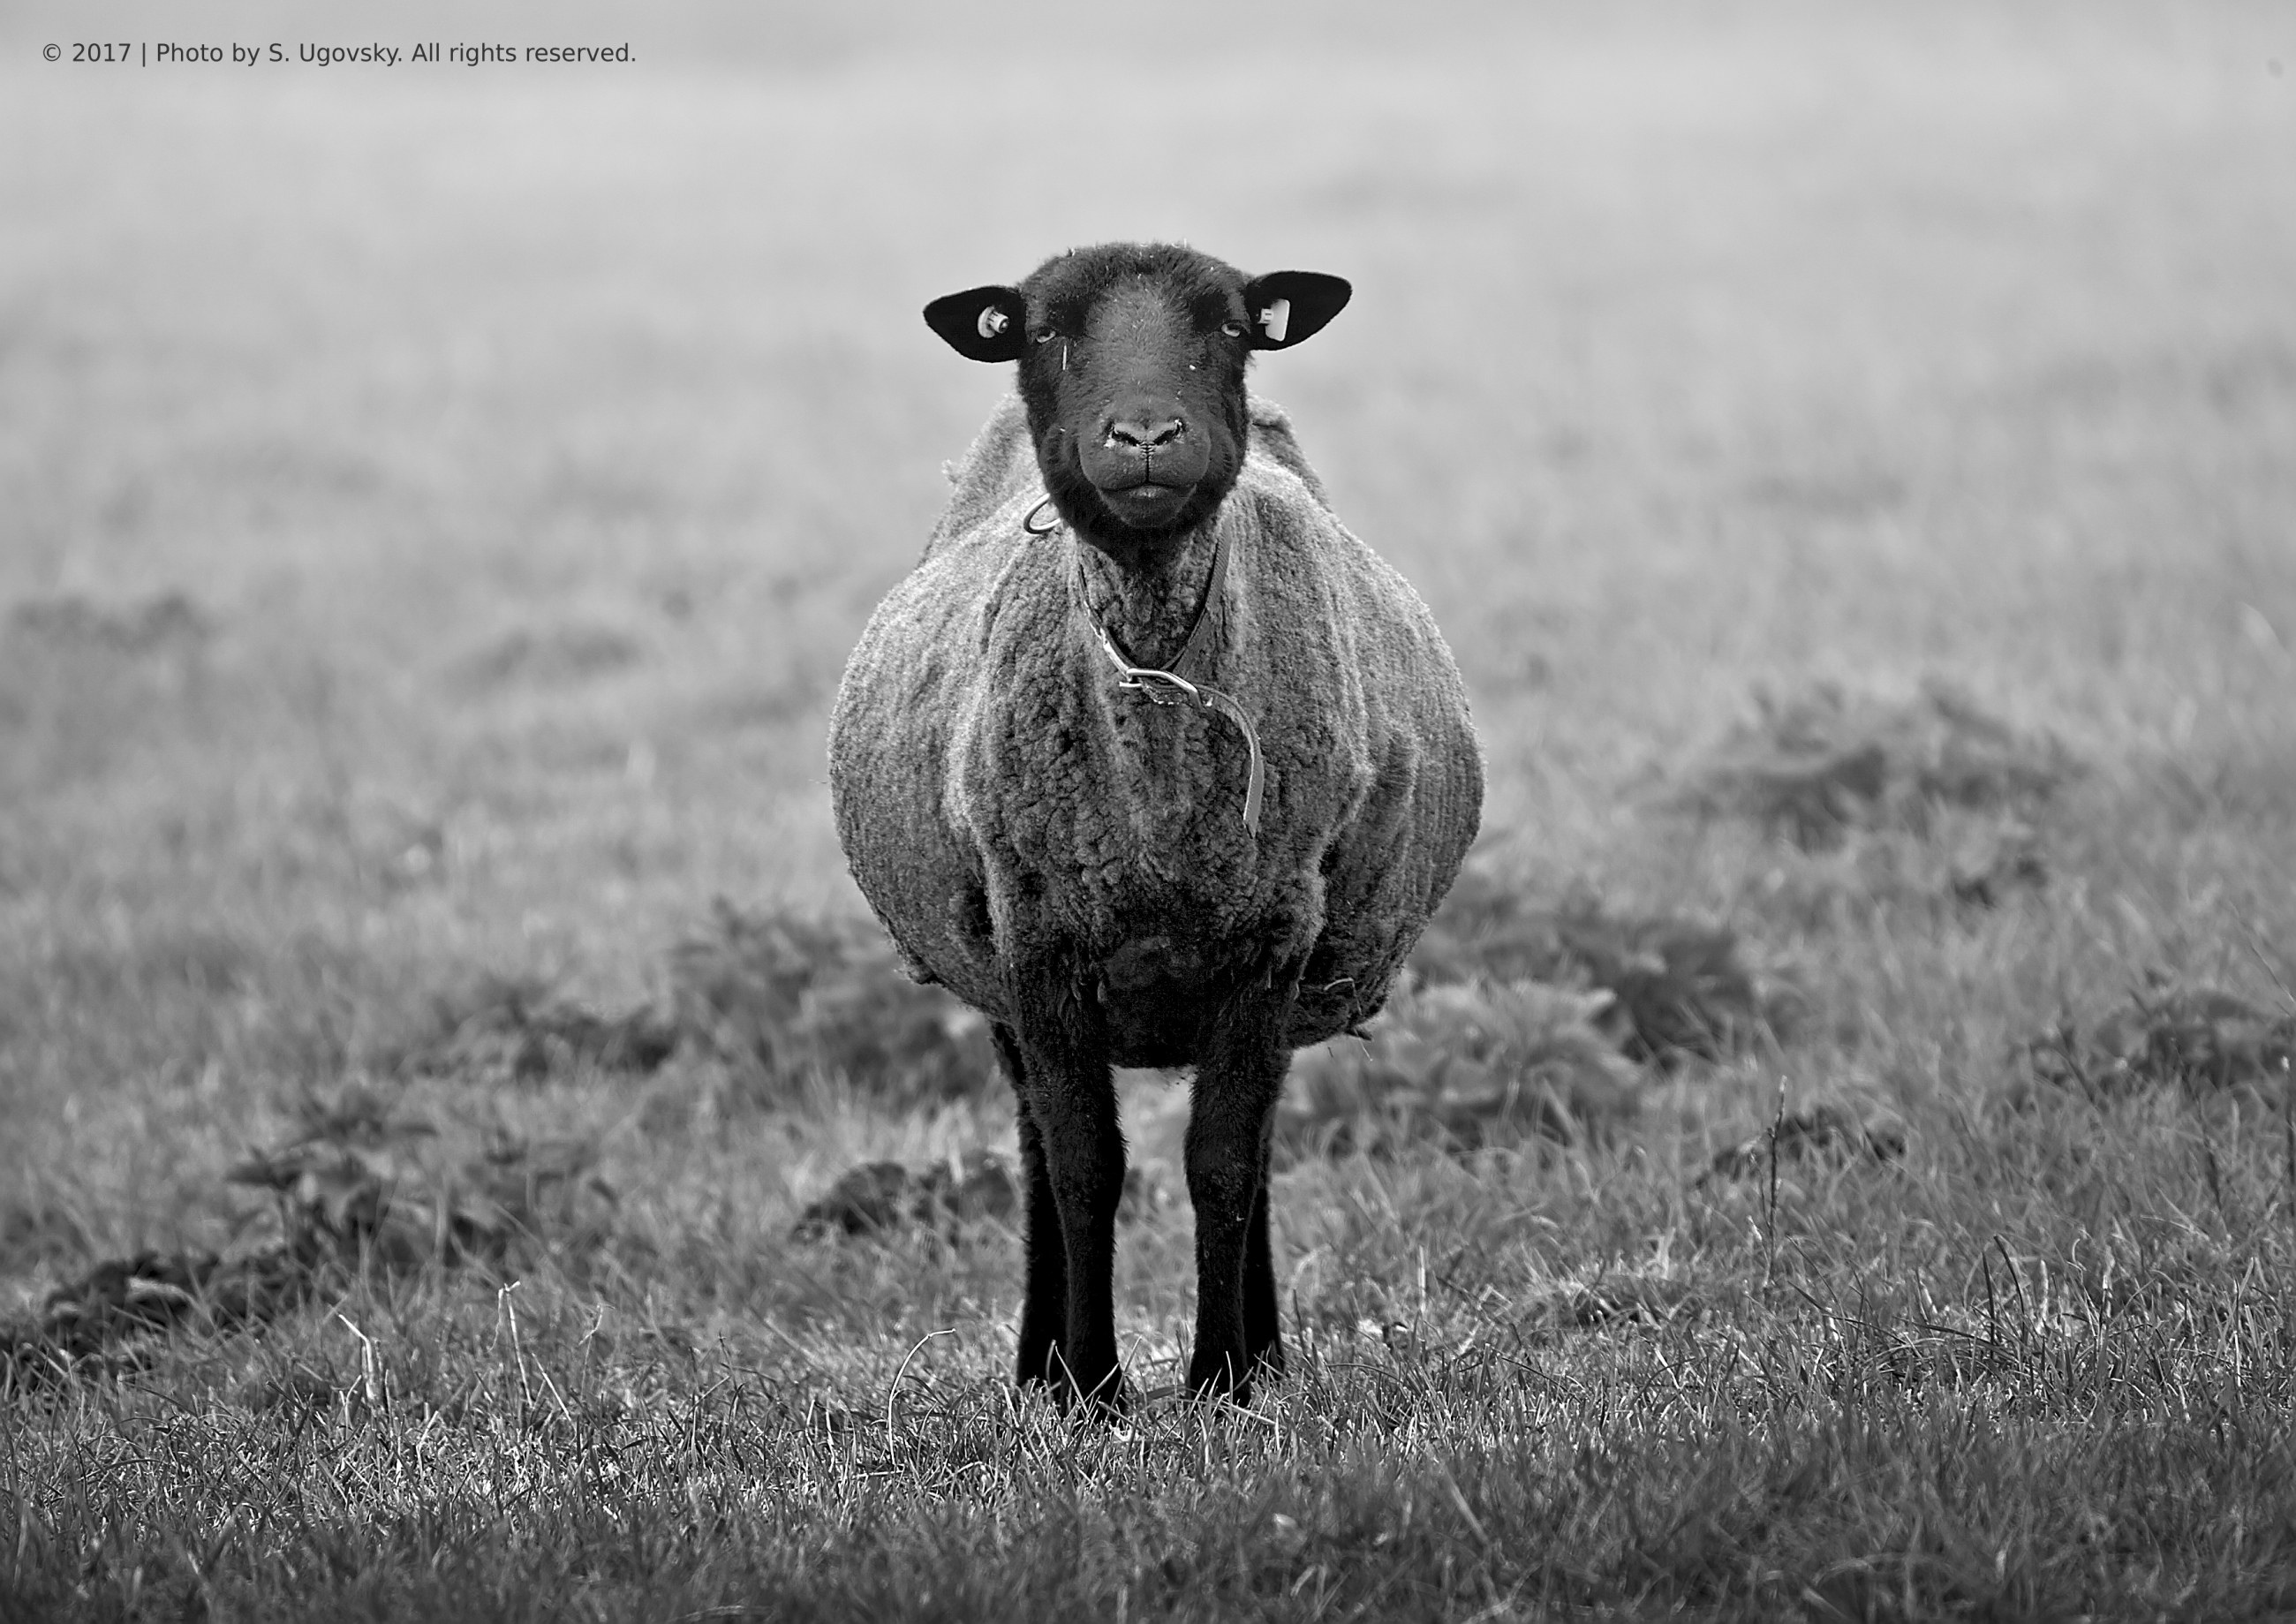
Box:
828;242;1482;1409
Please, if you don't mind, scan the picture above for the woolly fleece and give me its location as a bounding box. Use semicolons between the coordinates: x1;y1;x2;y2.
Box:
829;393;1482;1066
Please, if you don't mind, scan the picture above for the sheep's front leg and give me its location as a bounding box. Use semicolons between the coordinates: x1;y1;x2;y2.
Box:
1008;957;1129;1411
993;1026;1070;1388
1186;973;1294;1402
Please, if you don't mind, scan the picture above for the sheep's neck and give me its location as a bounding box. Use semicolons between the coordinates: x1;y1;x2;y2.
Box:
1075;525;1221;674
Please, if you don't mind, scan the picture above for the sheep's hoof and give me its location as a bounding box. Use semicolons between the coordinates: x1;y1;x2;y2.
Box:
1022;1365;1131;1418
1190;1380;1255;1411
1185;1353;1258;1408
1079;1382;1131;1420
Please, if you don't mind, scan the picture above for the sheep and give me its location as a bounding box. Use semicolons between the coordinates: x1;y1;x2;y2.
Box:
828;242;1483;1409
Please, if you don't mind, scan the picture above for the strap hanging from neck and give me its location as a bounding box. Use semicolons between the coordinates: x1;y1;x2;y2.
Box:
1040;502;1265;842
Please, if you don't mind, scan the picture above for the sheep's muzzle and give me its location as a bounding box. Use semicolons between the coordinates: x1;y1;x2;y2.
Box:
1079;402;1212;530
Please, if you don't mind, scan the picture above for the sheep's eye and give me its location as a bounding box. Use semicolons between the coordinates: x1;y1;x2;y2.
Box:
1220;319;1248;339
1033;329;1059;345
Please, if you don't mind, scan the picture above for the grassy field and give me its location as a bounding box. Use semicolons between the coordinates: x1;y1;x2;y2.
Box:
5;2;2296;1617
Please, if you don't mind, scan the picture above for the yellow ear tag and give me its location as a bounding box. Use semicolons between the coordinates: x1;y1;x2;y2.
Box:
977;306;1010;339
1258;298;1291;344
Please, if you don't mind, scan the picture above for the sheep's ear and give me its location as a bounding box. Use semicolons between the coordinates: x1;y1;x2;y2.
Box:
925;286;1029;362
1241;272;1351;351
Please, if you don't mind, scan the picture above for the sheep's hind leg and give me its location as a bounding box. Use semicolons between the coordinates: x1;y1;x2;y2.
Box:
1008;961;1129;1412
994;1026;1069;1390
1185;973;1293;1403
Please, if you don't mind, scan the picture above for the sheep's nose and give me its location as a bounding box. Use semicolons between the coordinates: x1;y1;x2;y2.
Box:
1106;415;1186;451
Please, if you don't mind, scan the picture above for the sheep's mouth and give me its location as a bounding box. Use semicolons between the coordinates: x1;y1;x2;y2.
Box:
1094;479;1195;525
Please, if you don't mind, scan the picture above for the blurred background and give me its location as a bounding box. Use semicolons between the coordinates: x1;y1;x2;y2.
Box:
10;16;2296;1607
3;0;2292;1227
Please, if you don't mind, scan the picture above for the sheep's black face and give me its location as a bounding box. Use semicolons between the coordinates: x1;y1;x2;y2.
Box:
925;244;1349;567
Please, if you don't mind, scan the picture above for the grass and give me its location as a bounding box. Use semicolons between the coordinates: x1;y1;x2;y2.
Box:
6;0;2296;1617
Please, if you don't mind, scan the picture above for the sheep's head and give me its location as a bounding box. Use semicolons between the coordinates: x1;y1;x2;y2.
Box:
925;243;1349;568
